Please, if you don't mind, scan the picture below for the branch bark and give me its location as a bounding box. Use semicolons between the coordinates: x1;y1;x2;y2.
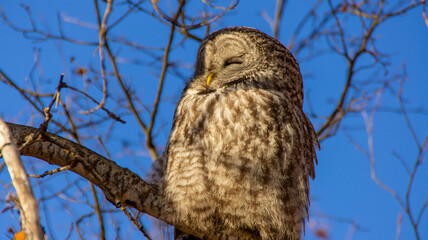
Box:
5;122;205;238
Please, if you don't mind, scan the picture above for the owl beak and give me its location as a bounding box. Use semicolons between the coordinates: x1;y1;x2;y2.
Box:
207;73;214;86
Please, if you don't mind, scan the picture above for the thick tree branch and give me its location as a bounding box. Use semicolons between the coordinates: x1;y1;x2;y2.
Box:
0;119;44;239
6;122;206;238
7;122;158;212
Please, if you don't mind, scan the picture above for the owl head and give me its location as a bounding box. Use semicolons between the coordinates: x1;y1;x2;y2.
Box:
188;26;304;108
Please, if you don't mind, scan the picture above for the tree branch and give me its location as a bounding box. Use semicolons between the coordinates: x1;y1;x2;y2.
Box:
6;122;207;238
0;119;44;239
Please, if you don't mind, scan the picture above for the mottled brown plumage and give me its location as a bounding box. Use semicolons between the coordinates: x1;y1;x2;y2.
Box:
149;27;319;239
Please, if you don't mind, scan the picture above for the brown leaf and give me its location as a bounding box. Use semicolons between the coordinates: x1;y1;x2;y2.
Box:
75;67;88;76
13;231;25;240
314;228;329;239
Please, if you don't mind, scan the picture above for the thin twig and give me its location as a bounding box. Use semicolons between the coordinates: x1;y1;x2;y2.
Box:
119;204;152;240
151;0;238;30
63;84;126;123
395;213;403;240
18;74;66;151
28;162;76;178
0;6;98;45
80;0;112;115
317;8;380;140
312;211;369;232
273;0;287;39
0;70;74;135
93;0;150;146
146;0;185;160
90;183;106;240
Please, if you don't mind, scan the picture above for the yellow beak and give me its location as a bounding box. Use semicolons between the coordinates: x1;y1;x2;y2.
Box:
207;73;214;86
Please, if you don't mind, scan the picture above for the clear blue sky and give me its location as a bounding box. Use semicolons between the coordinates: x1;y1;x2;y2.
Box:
0;1;427;239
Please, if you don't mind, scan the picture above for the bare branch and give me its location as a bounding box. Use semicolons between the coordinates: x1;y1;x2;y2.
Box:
361;96;405;210
90;183;106;240
395;213;403;240
273;0;287;39
146;0;185;160
64;83;126;123
0;6;98;46
120;205;152;239
151;0;239;30
79;0;113;115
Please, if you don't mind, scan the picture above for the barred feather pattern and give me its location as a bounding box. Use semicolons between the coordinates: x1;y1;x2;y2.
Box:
148;27;318;240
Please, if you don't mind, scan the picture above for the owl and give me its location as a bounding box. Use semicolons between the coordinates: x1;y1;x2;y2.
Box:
148;27;319;239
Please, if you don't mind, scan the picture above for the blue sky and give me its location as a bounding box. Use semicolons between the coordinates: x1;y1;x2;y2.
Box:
0;1;427;239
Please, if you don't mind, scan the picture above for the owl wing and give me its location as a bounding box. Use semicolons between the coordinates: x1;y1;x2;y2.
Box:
145;150;169;189
302;111;319;179
288;104;319;218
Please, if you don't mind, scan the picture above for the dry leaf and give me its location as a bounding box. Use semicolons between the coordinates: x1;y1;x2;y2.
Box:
13;231;25;240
